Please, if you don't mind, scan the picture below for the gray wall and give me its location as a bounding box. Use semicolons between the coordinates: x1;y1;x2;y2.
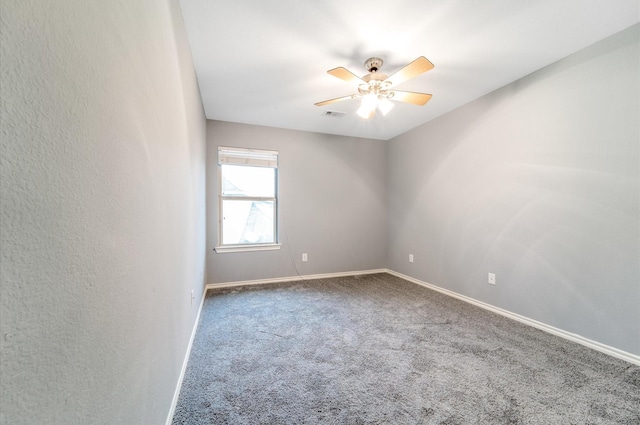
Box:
207;121;387;283
0;1;206;424
387;25;639;355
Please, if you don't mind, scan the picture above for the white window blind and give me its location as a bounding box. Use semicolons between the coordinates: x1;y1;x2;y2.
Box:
218;147;278;168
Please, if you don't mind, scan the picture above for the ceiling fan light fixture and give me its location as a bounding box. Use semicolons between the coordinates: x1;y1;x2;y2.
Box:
357;93;395;119
357;94;377;119
378;97;394;116
356;105;375;119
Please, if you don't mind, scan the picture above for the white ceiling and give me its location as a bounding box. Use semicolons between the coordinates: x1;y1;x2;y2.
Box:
178;0;639;140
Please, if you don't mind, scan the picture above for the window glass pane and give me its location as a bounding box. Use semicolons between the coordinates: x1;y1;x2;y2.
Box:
222;200;274;245
221;165;275;197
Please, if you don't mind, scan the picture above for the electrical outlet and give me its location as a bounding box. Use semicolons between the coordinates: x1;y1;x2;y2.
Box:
409;254;414;263
191;290;194;305
302;253;308;262
488;273;496;285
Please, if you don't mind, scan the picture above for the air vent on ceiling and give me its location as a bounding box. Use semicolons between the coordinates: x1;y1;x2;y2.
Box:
322;111;345;118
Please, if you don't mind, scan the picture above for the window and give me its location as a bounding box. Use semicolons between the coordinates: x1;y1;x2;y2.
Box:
215;147;279;253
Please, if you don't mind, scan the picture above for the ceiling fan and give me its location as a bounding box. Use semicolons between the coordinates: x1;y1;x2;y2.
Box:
315;56;434;119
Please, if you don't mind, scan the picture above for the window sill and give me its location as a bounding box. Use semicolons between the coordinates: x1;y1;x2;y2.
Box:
214;244;282;254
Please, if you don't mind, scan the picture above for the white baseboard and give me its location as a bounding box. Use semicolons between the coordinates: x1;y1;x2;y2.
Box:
386;269;640;366
165;287;207;425
206;268;387;290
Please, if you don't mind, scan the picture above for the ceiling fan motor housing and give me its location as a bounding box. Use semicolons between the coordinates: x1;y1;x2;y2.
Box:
364;57;384;73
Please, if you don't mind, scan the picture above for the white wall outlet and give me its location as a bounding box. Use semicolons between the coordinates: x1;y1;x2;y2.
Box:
409;254;414;263
191;289;194;306
302;253;308;262
488;273;496;285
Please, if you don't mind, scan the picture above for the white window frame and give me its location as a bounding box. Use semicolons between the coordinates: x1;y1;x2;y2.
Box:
214;146;280;253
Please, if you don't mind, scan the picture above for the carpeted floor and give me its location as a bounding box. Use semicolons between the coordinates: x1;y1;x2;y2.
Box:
172;273;640;424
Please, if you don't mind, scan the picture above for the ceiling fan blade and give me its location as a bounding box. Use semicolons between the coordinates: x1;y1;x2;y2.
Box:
327;67;366;84
386;56;434;88
392;91;433;106
314;94;358;107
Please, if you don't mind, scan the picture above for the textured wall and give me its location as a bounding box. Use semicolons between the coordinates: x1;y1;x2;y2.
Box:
387;25;639;355
0;1;206;424
206;121;387;283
